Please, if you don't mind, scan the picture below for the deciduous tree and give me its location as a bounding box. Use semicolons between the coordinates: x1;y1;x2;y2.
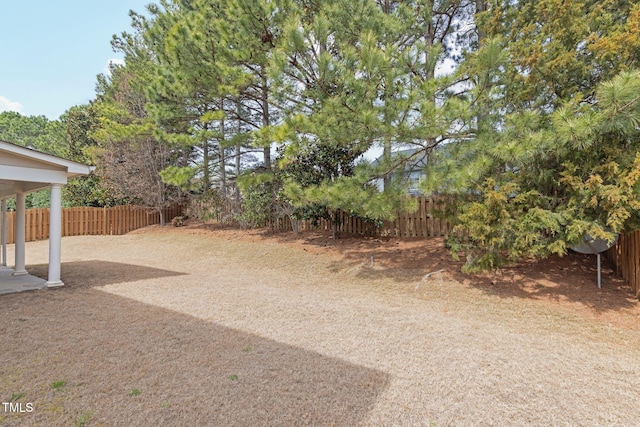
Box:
93;36;182;225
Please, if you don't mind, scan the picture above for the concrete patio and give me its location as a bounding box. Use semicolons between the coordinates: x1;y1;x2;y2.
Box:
0;266;46;295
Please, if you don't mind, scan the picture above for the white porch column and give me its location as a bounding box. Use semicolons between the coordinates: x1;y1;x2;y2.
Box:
13;192;27;275
1;198;6;267
47;184;64;287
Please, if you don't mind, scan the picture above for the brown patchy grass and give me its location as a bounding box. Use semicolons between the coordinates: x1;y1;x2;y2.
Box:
1;223;640;426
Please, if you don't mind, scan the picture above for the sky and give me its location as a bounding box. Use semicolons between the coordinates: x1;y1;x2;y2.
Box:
0;1;151;120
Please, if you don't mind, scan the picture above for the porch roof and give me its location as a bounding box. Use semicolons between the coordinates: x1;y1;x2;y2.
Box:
0;139;94;291
0;140;95;198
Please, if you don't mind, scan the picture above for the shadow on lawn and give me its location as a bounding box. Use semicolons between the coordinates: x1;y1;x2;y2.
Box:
0;281;390;426
130;222;638;314
26;260;187;289
248;228;637;313
456;252;635;312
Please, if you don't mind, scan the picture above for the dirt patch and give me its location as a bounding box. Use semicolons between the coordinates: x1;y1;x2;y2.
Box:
182;222;638;329
1;224;640;426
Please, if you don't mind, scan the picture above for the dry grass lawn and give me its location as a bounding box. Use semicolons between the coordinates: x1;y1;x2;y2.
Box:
1;223;640;426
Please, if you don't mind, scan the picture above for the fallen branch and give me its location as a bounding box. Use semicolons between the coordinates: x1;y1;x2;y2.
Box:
414;269;446;291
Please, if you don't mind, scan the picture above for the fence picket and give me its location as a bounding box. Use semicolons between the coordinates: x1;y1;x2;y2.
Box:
11;198;640;296
631;232;640;296
1;204;182;244
4;199;452;242
604;230;640;297
255;196;450;238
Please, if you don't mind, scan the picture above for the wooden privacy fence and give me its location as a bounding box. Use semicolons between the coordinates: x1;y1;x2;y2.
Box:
268;196;450;238
605;230;640;298
2;205;182;244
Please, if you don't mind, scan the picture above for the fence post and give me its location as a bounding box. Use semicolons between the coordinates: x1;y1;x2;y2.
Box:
112;207;116;235
629;231;640;297
41;208;46;240
25;208;31;242
8;211;14;244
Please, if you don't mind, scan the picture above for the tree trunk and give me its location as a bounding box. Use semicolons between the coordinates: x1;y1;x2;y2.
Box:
203;124;211;192
476;0;490;135
424;0;437;152
261;67;271;169
219;110;227;195
235;98;242;203
381;2;395;190
476;0;487;46
425;24;435;80
383;136;392;190
331;210;340;239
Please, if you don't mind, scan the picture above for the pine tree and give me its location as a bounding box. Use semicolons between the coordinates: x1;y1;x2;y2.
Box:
93;21;182;225
142;0;248;194
271;0;478;236
425;0;640;270
220;0;290;170
479;0;639;111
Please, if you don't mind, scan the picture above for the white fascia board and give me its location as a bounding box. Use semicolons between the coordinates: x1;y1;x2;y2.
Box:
67;165;95;177
0;165;67;185
0;141;93;177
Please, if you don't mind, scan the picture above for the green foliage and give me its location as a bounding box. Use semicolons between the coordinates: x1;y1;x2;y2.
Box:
61;104;119;207
61;105;98;162
481;0;639;112
187;189;226;222
82;0;479;234
417;0;640;271
92;41;185;224
27;191;51;209
432;70;640;271
63;177;123;208
53;0;636;273
236;169;288;228
141;0;263;191
235;181;277;228
0;108;118;208
159;166;198;190
0;112;62;209
447;181;567;272
268;0;478;233
0;111;65;155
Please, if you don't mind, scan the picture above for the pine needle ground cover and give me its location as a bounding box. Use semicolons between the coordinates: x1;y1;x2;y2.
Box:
1;225;639;425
